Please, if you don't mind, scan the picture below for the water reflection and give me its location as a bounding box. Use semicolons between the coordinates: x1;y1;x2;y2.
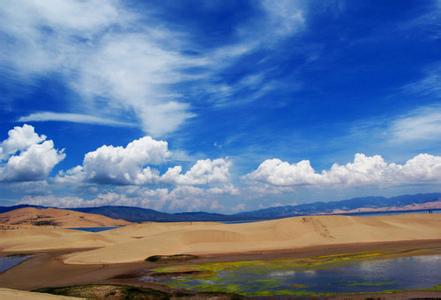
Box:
152;254;441;294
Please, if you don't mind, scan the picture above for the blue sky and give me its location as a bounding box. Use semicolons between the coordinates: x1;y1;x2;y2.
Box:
1;0;441;212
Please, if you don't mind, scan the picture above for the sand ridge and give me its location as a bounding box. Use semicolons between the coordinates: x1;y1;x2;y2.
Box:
2;213;441;264
63;214;441;264
0;207;130;228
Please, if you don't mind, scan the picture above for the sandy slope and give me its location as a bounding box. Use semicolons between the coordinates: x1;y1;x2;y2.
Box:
0;288;81;299
0;225;117;252
0;207;130;228
2;214;441;264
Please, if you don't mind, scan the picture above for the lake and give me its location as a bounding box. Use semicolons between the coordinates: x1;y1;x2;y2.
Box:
146;254;441;296
0;255;30;273
68;226;120;232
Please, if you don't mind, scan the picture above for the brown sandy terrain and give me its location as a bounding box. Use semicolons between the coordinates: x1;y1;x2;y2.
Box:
3;213;441;264
0;207;130;228
0;288;81;299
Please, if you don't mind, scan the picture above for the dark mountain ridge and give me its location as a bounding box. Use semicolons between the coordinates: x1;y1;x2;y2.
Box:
1;192;440;223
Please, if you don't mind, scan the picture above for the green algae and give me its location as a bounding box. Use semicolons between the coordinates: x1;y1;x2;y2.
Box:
149;251;387;297
152;251;385;276
428;283;441;291
149;251;441;297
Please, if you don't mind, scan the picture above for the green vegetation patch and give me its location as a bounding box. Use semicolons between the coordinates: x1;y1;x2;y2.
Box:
428;284;441;291
35;284;170;300
32;219;59;226
151;251;385;276
35;284;243;300
145;254;198;262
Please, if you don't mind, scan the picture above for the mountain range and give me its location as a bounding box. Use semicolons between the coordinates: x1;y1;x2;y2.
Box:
1;192;440;223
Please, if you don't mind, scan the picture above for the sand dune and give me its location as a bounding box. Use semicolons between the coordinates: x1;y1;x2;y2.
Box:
0;207;130;228
2;214;441;264
0;288;81;299
0;226;116;252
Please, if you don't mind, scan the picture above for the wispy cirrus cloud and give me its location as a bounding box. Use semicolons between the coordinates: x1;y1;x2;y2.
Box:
389;105;441;143
0;0;309;136
18;112;135;127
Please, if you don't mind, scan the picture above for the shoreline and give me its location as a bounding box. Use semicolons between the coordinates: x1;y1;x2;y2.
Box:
1;239;441;292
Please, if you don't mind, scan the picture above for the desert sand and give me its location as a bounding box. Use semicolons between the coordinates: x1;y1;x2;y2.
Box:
0;207;130;228
0;288;81;299
3;213;441;264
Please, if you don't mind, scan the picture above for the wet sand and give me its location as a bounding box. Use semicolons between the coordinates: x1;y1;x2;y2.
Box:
1;239;441;296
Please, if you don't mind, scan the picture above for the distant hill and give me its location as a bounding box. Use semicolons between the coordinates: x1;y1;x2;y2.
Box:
0;204;44;214
72;206;242;222
0;207;130;228
2;192;441;223
73;206;173;223
235;193;441;220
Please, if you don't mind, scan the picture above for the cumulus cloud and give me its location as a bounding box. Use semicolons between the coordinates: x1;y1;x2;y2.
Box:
162;158;232;185
57;136;170;185
0;124;46;159
55;136;235;194
246;153;441;187
0;125;65;182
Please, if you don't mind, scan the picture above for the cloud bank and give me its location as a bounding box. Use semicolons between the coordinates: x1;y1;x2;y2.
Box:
246;153;441;188
2;124;441;211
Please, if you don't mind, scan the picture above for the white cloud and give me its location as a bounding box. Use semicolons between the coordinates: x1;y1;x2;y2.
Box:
73;32;199;136
58;136;170;185
246;153;441;188
259;0;306;38
389;106;441;143
20;187;224;212
1;0;311;135
0;0;199;136
55;137;235;194
162;158;232;185
0;124;46;159
0;125;65;182
246;158;321;186
18;112;134;127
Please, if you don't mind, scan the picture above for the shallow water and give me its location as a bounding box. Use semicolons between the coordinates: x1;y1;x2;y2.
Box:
68;226;120;232
149;254;441;295
0;255;30;273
